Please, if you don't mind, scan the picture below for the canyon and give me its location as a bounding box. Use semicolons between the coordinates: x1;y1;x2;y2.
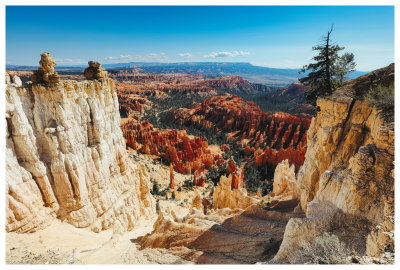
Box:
5;54;395;265
170;95;310;170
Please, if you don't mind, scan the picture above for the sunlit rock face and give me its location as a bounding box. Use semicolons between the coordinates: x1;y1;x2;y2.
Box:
273;64;394;262
31;52;60;84
84;61;108;79
271;159;298;201
6;55;155;234
212;174;256;210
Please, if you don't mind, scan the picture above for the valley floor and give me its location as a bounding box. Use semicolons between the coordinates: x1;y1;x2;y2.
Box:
6;150;304;264
6;217;199;264
6;204;302;264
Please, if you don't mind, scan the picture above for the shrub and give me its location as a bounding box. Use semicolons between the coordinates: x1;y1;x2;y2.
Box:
244;165;270;194
206;164;226;184
365;84;394;121
290;232;351;264
183;178;194;188
151;181;166;196
151;181;160;195
156;199;160;212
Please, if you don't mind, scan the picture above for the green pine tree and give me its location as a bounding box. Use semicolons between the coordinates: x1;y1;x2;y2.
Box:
299;25;352;105
336;52;356;83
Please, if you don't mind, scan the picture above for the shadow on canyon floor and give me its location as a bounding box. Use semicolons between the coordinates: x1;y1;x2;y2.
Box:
132;200;304;264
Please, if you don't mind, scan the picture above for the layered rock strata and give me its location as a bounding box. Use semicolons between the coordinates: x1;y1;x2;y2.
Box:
137;194;304;264
6;56;155;233
84;61;108;79
31;52;60;84
273;64;394;262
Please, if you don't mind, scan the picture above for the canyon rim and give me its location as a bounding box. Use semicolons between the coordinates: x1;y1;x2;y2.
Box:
4;4;396;267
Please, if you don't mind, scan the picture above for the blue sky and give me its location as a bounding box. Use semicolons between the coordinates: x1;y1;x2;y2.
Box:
6;6;394;71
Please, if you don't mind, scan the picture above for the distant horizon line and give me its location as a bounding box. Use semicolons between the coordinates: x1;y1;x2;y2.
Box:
5;61;371;72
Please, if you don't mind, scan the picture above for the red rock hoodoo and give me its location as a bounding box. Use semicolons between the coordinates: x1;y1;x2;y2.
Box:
121;120;225;175
171;95;311;170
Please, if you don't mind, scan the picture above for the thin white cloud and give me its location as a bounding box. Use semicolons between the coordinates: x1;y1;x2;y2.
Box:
55;58;84;65
147;53;168;60
204;51;251;58
104;53;168;63
104;55;132;61
179;53;193;58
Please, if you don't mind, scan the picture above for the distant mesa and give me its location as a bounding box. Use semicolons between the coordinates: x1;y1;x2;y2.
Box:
31;52;60;84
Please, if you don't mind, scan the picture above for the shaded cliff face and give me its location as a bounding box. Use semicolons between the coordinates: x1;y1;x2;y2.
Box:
273;64;394;262
245;83;315;117
6;74;155;233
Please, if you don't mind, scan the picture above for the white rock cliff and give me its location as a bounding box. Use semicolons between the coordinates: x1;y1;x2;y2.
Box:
6;54;155;234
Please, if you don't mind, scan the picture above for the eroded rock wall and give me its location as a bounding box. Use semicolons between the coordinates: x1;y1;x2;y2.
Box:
273;64;394;262
6;75;155;233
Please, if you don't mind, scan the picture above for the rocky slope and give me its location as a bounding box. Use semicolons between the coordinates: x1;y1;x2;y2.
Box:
249;83;315;117
273;64;394;262
6;53;155;234
188;76;276;94
136;173;304;264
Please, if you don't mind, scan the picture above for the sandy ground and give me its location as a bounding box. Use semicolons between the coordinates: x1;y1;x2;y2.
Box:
6;215;194;264
6;152;196;265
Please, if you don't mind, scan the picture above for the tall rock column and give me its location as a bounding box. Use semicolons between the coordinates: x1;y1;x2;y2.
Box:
31;52;60;84
169;163;175;190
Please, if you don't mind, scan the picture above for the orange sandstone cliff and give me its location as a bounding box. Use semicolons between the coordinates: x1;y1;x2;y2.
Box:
273;64;395;262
